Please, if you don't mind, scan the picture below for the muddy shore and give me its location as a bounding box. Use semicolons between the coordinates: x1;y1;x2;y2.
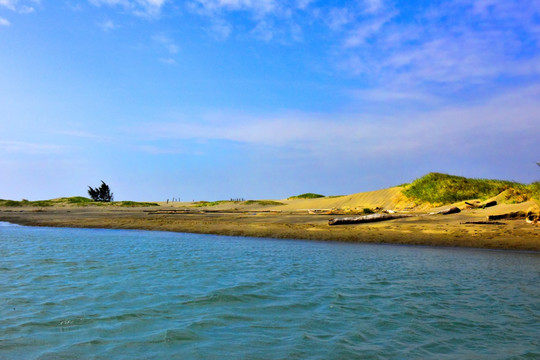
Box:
1;206;539;251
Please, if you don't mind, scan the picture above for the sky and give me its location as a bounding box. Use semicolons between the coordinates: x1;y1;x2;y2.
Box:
1;0;539;201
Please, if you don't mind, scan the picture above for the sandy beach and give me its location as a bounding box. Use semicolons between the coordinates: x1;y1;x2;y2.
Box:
1;200;539;251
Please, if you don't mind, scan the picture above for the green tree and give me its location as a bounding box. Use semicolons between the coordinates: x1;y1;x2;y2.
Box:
88;181;114;202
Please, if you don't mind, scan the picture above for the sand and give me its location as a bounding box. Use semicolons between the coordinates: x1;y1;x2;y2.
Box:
1;200;539;251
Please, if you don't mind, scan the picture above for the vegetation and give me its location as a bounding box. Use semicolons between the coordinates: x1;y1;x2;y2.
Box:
117;201;159;207
244;200;284;206
288;193;325;200
403;172;539;205
88;181;114;202
65;196;93;204
193;201;228;207
0;197;158;207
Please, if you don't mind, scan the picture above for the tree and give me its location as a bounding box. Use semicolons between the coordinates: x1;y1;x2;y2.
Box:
88;181;114;202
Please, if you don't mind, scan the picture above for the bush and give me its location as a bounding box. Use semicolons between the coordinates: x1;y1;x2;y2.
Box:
403;173;527;205
244;200;284;206
288;193;325;200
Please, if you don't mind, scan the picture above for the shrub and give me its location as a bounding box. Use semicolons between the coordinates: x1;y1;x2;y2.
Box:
288;193;325;200
403;172;527;205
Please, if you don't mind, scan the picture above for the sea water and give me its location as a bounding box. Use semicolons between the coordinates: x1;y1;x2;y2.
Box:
1;222;539;359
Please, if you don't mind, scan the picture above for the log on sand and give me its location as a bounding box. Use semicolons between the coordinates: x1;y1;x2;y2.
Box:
328;213;414;225
429;207;461;215
487;211;527;221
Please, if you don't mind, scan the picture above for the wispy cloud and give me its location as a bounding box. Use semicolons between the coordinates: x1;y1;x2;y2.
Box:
129;85;540;158
152;34;179;63
0;0;16;11
189;0;279;16
88;0;167;17
159;57;176;65
0;17;10;26
0;140;65;155
152;34;179;53
187;0;314;41
0;0;38;13
333;0;540;99
98;19;117;32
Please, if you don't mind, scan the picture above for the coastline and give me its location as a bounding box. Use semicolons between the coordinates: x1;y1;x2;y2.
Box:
1;206;539;252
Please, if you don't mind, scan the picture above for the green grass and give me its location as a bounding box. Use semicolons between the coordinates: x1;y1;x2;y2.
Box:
0;197;158;207
193;201;229;207
402;172;535;205
288;193;325;200
116;201;159;207
0;200;23;207
65;196;93;204
244;200;285;206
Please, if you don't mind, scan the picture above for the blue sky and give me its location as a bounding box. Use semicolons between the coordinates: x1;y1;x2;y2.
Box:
1;0;539;201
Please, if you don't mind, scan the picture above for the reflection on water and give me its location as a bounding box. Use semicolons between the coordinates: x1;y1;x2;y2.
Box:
1;223;539;359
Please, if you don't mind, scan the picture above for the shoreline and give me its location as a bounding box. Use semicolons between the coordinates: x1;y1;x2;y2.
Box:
1;206;539;252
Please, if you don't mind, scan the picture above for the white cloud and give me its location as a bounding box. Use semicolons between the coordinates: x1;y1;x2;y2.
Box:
0;140;65;154
191;0;278;15
0;0;16;11
208;19;232;39
0;17;10;26
129;85;540;158
152;34;179;55
343;14;392;47
0;0;37;13
363;0;383;14
336;0;540;93
98;19;117;31
159;57;176;65
89;0;167;17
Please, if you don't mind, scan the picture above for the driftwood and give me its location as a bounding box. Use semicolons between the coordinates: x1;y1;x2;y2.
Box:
465;201;497;209
482;201;497;208
487;211;527;221
462;221;506;225
429;207;461;215
328;213;413;225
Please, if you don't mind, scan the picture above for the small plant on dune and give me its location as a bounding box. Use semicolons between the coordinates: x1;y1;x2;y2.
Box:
244;200;285;206
117;201;159;207
288;193;325;200
194;201;227;207
66;196;93;204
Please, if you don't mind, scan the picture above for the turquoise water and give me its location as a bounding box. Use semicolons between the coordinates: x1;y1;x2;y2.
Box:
1;223;539;359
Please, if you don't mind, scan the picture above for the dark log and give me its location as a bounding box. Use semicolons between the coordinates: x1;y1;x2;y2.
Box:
462;221;506;225
430;207;461;215
487;211;527;221
481;201;497;208
328;213;413;225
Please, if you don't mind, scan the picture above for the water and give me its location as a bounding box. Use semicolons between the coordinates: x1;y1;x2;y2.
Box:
1;223;539;359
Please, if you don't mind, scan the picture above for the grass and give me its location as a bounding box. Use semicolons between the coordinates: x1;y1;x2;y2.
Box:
403;172;537;205
116;201;159;207
0;197;158;207
244;200;285;206
65;196;93;204
288;193;325;200
193;201;228;207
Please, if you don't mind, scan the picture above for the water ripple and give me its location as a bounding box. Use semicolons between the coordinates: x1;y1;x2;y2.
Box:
1;226;539;359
